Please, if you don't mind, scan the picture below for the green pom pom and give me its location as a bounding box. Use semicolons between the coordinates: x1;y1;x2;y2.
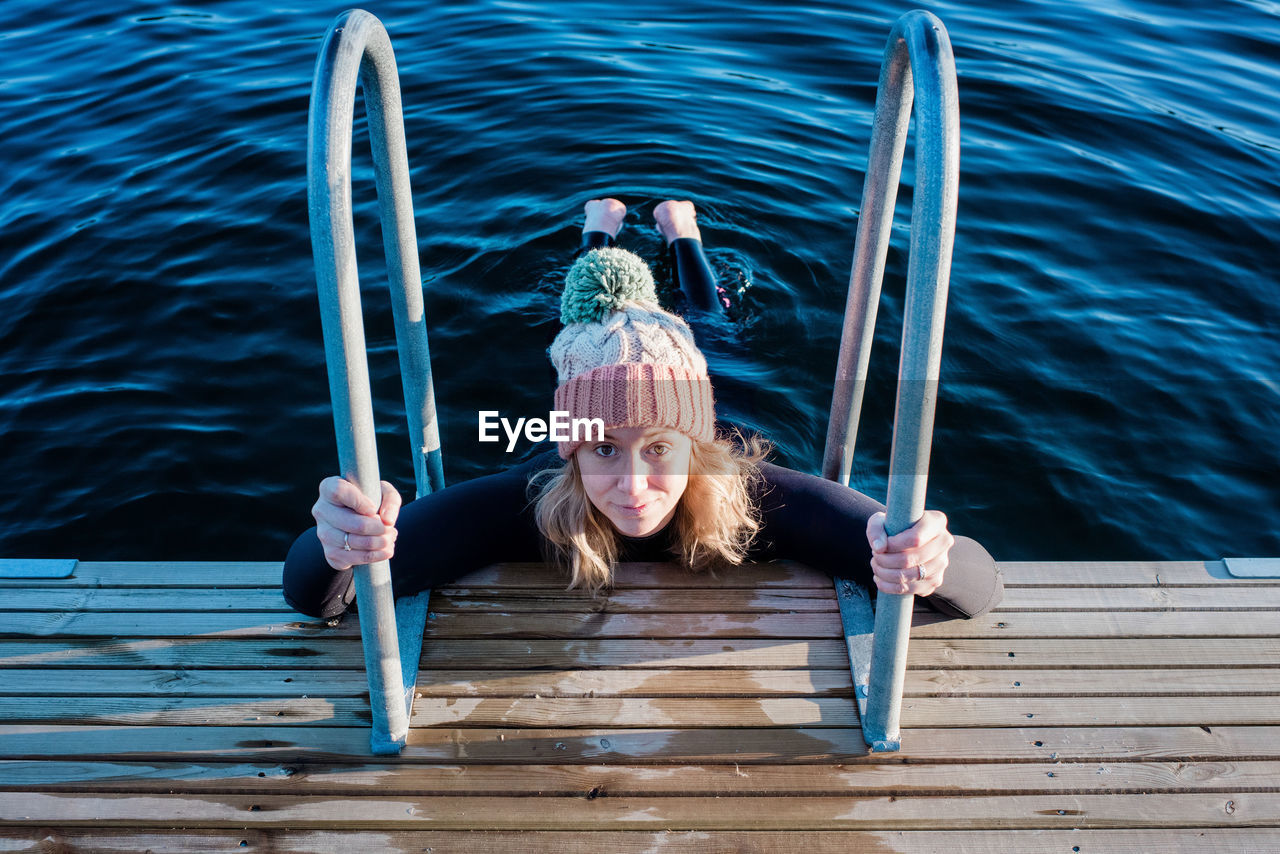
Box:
561;247;656;324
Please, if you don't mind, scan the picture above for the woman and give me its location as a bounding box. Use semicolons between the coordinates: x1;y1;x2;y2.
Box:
282;199;1003;619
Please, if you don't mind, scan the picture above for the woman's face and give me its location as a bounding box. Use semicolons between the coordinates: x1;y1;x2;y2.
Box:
575;426;692;537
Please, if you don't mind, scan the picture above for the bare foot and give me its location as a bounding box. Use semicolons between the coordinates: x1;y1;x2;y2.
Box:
583;198;626;238
654;200;701;245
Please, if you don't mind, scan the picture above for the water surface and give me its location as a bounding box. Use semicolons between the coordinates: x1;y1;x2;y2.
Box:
1;0;1277;562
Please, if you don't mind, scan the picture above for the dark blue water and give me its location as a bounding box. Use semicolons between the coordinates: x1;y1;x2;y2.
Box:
2;0;1277;562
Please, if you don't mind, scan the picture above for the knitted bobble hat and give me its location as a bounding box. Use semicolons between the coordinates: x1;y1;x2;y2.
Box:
549;247;715;458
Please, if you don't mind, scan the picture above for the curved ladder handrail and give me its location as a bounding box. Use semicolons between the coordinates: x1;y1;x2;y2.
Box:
308;9;444;753
823;10;960;752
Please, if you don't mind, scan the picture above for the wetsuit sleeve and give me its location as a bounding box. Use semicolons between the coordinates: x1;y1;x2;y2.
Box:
669;237;723;313
750;461;1004;618
282;451;558;618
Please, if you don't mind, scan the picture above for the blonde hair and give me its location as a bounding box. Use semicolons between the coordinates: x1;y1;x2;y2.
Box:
531;431;769;594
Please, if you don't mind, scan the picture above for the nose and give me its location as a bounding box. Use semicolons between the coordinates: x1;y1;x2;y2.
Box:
616;456;649;496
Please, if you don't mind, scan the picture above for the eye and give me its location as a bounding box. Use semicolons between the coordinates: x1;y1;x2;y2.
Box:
593;444;616;458
649;443;671;457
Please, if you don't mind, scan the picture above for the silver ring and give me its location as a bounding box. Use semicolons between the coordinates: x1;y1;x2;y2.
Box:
917;563;927;580
343;532;352;551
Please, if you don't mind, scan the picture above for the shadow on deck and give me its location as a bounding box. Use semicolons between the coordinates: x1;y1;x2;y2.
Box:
0;558;1277;852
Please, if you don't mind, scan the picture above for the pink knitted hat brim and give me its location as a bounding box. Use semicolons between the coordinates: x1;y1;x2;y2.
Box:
553;362;716;459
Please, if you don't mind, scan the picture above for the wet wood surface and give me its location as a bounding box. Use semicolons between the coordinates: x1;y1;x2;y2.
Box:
0;558;1277;852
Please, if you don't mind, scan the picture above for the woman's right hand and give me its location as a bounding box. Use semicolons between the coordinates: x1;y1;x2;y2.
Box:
311;477;401;571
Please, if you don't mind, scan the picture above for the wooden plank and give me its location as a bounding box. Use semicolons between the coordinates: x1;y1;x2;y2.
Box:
435;608;1280;639
0;696;875;729
412;667;1280;699
415;669;854;698
0;562;282;589
0;561;834;590
893;696;1280;727
1225;558;1280;578
907;638;1280;668
427;609;1280;641
3;666;1274;701
5;635;1274;676
0;637;1157;674
0;639;369;669
0;697;373;727
424;612;844;638
0;588;299;613
416;639;852;669
4;725;1280;763
0;559;76;578
0;638;848;669
2;791;1279;829
1;559;1267;591
905;668;1280;697
0;668;855;698
997;560;1265;587
8;572;1275;611
429;588;837;612
2;637;1276;671
405;696;1280;729
998;586;1280;610
0;724;375;761
0;612;339;639
0;829;1276;854
0;611;837;640
4;759;1280;796
455;561;834;589
3;686;1277;728
13;607;1278;640
907;610;1280;638
0;667;373;698
406;697;861;728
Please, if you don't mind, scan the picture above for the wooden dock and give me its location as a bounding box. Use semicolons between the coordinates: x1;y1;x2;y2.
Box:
1;558;1277;851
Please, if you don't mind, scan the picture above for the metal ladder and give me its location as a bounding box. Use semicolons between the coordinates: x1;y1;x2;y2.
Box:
825;10;960;752
307;9;445;754
304;6;957;753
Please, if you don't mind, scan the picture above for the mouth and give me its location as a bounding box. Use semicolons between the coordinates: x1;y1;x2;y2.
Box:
612;503;649;517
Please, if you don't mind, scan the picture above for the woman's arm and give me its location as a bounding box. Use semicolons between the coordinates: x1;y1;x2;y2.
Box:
282;451;560;618
750;461;1003;618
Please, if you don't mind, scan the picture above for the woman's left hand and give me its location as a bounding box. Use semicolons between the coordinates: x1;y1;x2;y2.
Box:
866;510;954;596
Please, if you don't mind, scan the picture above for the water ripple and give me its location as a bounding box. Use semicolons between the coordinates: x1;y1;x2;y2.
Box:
0;0;1277;560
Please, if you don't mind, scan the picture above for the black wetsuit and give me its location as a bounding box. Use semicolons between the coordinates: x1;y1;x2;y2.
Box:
283;446;1003;620
281;233;1004;621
